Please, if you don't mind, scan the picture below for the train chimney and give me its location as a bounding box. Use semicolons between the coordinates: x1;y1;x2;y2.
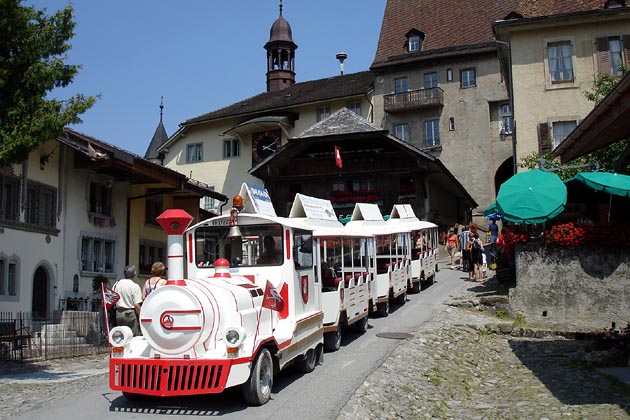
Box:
156;209;194;286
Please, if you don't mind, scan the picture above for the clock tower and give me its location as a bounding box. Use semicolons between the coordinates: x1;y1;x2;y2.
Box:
265;1;297;93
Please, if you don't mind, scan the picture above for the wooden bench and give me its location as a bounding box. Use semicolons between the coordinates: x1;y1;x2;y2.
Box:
0;320;31;349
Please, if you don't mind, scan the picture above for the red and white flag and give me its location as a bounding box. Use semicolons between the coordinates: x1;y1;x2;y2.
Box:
102;283;120;309
334;146;343;169
262;280;284;312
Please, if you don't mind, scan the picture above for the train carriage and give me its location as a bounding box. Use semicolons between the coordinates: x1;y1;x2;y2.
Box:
387;205;440;292
345;203;411;317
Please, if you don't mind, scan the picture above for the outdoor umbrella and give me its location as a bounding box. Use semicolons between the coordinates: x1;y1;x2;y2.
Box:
573;171;630;221
574;171;630;197
496;169;567;224
483;202;498;217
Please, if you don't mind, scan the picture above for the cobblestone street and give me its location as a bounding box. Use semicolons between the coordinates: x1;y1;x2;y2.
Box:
339;275;630;420
2;272;630;419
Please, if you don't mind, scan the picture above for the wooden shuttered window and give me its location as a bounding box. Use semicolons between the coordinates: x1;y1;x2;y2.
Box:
596;37;610;74
538;123;551;154
596;35;630;75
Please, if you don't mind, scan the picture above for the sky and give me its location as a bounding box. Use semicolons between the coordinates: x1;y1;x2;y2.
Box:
27;1;387;157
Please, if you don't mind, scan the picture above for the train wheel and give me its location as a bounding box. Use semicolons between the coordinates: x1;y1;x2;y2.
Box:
242;348;274;406
354;316;368;333
396;292;407;304
377;301;389;317
296;348;317;373
411;281;421;294
324;328;341;352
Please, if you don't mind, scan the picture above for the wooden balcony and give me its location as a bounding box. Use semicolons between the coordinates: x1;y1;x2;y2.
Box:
384;87;444;113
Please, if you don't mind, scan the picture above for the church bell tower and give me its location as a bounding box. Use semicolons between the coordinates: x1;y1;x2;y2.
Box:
265;1;297;92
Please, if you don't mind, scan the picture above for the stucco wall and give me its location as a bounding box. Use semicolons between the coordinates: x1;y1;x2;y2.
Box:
509;243;630;332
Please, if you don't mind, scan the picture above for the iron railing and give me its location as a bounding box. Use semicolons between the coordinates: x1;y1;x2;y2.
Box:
0;310;109;363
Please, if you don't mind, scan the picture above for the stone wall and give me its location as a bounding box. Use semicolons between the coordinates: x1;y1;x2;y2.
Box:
509;243;630;332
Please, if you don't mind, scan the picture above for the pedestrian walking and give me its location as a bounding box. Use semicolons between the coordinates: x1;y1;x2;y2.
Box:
458;225;471;271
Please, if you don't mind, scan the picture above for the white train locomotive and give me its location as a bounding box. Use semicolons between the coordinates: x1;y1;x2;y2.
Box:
108;184;438;405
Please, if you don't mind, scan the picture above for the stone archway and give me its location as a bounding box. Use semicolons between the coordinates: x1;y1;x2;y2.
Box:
32;266;49;319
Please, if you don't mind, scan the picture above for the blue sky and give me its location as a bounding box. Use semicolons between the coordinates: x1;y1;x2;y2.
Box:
27;1;386;156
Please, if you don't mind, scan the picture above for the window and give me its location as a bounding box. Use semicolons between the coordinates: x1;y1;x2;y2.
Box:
139;239;165;275
0;257;18;297
460;68;476;88
394;77;408;93
316;105;330;122
80;234;115;273
424;119;440;147
223;138;240;159
446;68;453;82
7;262;16;296
552;121;577;148
0;174;20;222
145;196;163;225
596;36;629;76
424;72;438;89
26;181;57;228
408;35;421;52
0;259;4;295
186;143;203;163
500;104;513;134
394;123;410;142
346;100;362;116
449;117;455;131
89;182;112;216
293;230;313;268
548;42;574;82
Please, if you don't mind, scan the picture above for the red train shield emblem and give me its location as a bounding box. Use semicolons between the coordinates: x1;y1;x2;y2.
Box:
301;275;309;304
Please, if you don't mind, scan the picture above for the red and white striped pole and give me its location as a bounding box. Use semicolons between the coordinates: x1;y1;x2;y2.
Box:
156;209;194;286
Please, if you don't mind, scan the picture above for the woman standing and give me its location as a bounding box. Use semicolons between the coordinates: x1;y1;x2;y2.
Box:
470;233;484;281
446;230;459;269
142;261;167;299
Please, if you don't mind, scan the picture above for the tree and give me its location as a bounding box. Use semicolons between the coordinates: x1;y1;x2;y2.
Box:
0;1;96;166
520;69;630;178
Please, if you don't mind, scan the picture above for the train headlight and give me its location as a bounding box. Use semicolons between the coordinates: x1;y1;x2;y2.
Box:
109;326;133;347
223;326;246;348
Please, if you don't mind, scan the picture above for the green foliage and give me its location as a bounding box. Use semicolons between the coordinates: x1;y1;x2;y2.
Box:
0;1;96;166
520;69;630;177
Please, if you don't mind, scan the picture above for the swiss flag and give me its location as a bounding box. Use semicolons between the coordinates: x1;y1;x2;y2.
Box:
262;280;285;312
334;146;343;169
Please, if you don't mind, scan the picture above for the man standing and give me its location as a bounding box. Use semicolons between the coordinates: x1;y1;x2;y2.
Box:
458;225;471;272
113;265;142;336
488;219;499;253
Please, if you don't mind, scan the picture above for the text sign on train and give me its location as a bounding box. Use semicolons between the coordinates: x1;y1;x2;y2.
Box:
296;194;337;220
242;183;277;217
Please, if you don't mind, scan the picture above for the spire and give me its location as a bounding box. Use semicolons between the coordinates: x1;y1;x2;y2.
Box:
279;0;283;16
144;97;169;162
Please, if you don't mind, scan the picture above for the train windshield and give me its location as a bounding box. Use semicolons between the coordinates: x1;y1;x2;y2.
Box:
195;223;284;268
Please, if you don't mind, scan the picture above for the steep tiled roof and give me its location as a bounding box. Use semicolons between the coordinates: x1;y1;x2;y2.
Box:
184;71;374;126
296;108;387;139
372;0;604;67
144;119;168;159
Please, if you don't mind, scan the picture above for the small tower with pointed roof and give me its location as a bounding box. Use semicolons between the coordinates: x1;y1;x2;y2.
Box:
144;97;168;164
265;1;298;92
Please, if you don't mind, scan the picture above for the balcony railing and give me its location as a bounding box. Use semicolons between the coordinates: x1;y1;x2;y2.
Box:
384;87;444;112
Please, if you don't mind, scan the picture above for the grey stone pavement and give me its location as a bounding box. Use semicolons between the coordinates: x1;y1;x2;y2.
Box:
2;259;630;419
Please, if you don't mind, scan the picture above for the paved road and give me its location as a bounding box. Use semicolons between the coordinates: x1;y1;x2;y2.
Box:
6;261;469;420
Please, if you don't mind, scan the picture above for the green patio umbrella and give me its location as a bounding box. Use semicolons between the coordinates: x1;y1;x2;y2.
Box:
574;171;630;197
573;171;630;221
496;169;567;224
483;202;497;217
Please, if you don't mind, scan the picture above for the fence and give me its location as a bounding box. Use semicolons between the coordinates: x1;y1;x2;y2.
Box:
0;310;109;363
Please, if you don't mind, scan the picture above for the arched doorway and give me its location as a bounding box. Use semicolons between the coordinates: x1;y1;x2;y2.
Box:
494;157;515;199
32;266;49;319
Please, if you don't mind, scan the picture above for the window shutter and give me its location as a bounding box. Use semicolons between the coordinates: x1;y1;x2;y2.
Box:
596;37;610;74
623;35;630;68
538;123;550;154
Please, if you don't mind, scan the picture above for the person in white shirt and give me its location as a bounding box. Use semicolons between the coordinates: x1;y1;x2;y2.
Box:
113;265;142;336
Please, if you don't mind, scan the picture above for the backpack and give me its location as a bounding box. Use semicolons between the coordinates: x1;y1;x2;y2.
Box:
472;239;481;251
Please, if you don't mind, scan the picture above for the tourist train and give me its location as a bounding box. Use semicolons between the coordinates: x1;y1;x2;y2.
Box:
108;184;438;405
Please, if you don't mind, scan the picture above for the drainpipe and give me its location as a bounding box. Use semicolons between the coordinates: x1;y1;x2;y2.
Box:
495;38;518;175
